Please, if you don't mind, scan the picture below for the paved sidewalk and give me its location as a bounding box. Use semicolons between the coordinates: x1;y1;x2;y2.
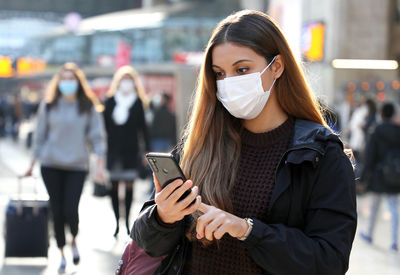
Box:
348;195;400;275
0;138;151;275
0;137;399;274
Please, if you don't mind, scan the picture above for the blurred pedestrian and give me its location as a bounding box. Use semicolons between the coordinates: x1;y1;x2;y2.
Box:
6;94;23;141
103;65;150;238
0;96;5;137
150;92;177;152
24;62;106;272
337;90;353;139
359;102;400;251
362;98;377;141
132;10;356;274
348;99;368;176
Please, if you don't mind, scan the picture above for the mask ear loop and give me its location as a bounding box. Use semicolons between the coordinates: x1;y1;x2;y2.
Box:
266;78;277;93
261;56;277;93
260;55;277;75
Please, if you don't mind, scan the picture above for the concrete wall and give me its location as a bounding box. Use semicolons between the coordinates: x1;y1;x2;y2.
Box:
302;0;396;105
338;0;390;59
174;65;199;136
302;0;339;104
389;0;400;65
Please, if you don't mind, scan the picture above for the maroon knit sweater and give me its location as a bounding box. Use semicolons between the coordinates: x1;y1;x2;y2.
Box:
184;118;294;275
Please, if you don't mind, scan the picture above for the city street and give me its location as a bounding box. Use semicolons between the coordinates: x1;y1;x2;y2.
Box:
0;137;150;275
0;137;399;275
0;0;399;274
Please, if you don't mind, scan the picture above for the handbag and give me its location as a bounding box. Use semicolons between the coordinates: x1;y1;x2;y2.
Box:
93;182;109;197
116;240;165;275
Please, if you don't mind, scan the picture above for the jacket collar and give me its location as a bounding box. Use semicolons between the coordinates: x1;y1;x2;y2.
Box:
286;118;343;163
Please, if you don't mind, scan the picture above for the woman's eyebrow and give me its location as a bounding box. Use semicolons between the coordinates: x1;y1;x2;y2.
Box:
212;59;254;69
232;59;253;66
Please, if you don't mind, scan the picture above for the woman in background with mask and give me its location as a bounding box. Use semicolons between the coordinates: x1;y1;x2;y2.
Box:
103;65;150;238
25;62;106;272
132;10;357;274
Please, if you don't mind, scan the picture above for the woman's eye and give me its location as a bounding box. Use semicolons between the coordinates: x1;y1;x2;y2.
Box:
214;71;225;78
237;67;249;74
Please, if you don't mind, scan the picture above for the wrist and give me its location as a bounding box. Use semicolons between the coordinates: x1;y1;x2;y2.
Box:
155;207;179;227
238;218;253;241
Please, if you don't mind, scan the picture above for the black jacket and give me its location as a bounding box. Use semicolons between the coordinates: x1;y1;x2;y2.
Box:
132;119;357;275
150;105;177;144
103;97;150;170
361;122;400;193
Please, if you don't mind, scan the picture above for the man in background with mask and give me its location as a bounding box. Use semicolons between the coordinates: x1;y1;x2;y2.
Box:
150;92;177;153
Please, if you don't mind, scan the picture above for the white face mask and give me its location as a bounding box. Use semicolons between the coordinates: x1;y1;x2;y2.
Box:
152;94;162;107
216;56;277;120
119;79;135;94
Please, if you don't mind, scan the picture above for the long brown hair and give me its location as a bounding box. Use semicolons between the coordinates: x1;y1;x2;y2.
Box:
106;65;149;108
181;10;326;235
45;62;103;113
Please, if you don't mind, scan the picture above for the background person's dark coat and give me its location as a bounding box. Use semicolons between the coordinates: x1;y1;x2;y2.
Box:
361;122;400;194
103;96;149;170
150;105;177;144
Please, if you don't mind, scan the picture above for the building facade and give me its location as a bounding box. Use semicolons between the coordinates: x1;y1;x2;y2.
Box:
301;0;400;106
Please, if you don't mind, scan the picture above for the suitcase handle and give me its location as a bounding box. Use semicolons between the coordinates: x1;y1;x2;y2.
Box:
17;175;40;216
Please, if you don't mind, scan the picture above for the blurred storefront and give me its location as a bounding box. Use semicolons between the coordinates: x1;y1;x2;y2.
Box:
1;1;249;136
7;0;400;136
298;0;400;107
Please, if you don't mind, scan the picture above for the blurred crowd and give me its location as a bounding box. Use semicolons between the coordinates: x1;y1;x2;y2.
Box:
1;60;400;272
2;63;177;272
327;93;400;252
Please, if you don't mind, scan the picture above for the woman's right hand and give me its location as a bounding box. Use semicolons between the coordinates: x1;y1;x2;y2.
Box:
153;174;201;224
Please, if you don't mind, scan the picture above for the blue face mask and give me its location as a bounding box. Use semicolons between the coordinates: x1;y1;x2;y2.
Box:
58;80;78;96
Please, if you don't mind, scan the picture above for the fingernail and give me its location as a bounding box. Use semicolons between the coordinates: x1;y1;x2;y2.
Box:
192;186;198;193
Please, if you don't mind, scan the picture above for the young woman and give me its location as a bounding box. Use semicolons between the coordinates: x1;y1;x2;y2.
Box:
103;65;150;237
132;10;357;274
25;63;106;272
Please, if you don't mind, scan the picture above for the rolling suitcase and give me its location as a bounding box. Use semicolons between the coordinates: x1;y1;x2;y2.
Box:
4;176;50;258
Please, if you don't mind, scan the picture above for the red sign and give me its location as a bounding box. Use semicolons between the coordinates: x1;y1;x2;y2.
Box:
115;40;132;69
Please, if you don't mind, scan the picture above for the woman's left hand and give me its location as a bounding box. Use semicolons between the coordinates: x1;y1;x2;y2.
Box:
196;203;248;241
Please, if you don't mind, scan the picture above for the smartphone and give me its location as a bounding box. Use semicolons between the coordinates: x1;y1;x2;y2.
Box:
145;152;192;202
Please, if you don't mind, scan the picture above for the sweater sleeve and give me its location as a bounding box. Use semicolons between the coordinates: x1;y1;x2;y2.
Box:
32;101;48;158
131;200;185;257
87;106;106;157
242;143;357;275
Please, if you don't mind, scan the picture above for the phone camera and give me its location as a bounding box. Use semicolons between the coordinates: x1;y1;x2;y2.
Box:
148;158;159;172
162;168;169;174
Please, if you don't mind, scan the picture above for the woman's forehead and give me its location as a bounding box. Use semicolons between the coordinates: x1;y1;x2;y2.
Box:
122;74;133;80
211;42;262;66
61;70;75;78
